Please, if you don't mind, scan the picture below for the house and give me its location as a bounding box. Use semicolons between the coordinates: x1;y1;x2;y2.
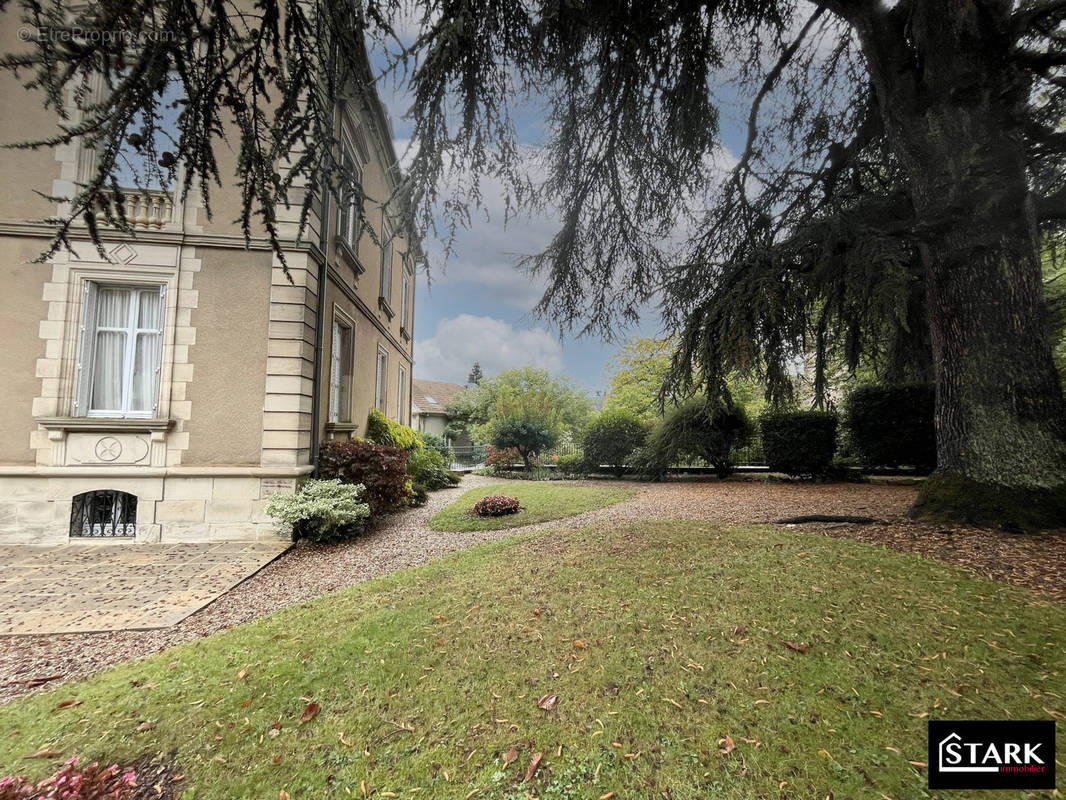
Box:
411;379;472;447
0;23;415;544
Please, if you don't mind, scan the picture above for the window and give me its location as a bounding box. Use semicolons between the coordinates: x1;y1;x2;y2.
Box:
335;144;362;248
379;218;394;302
397;365;407;423
70;490;137;537
76;283;165;418
113;77;183;190
375;348;388;413
400;262;412;331
329;317;353;424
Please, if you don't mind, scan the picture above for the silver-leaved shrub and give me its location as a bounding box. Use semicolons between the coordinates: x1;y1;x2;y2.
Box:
266;478;371;542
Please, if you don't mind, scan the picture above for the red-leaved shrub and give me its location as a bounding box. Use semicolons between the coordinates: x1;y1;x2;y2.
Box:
484;446;523;468
470;495;522;517
0;758;136;800
318;440;410;514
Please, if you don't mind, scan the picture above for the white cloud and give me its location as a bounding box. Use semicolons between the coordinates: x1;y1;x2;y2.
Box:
415;314;564;383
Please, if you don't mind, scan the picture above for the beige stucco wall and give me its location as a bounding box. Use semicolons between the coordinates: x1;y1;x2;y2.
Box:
183;247;273;465
0;15;63;221
0;237;50;464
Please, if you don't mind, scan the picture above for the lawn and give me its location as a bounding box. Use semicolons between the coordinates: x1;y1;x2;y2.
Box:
428;482;635;531
1;521;1064;800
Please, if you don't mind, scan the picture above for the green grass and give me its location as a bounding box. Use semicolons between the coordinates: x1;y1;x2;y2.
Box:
1;522;1064;799
428;482;636;531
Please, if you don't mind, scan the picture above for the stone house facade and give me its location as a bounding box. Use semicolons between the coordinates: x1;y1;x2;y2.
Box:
0;22;415;544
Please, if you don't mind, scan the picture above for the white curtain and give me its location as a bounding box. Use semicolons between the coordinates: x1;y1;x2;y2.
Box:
131;290;163;413
90;289;129;412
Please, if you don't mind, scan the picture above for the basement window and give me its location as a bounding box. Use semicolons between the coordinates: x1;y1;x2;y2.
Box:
70;490;137;538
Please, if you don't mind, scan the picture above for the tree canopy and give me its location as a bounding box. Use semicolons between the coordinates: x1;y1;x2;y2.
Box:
444;367;590;445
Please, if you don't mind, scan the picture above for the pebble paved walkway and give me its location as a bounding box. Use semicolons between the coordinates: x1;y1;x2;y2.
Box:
0;542;288;635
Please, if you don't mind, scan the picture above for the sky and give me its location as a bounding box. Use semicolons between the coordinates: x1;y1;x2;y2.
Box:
365;47;669;396
364;19;780;395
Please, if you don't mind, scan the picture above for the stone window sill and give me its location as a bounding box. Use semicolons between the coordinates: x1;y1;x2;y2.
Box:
334;236;365;275
378;296;395;319
37;417;175;433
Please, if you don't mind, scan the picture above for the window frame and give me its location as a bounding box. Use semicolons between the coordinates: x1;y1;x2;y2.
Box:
400;259;412;333
397;364;407;423
379;216;394;303
335;140;363;250
328;310;355;424
375;347;389;413
77;282;167;419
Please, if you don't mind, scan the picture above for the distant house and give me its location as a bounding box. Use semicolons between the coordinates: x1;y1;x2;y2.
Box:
411;379;471;447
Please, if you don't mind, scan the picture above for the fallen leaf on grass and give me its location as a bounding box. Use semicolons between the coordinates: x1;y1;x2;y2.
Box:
909;761;927;770
731;625;747;637
524;752;543;782
537;693;558;711
273;753;283;765
503;745;518;765
718;736;736;754
663;698;683;710
268;721;282;738
25;749;58;759
237;669;247;680
573;640;587;650
278;791;290;800
135;721;155;732
22;675;63;688
599;793;615;799
783;641;811;654
53;699;80;711
300;702;320;723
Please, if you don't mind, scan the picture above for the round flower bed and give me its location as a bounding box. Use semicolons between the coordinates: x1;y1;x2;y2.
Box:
470;495;522;517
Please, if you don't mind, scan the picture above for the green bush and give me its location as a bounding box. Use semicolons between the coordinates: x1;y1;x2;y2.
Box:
582;409;647;476
845;384;936;472
265;478;371;542
366;408;422;451
554;452;587;476
407;447;453;491
418;431;452;459
637;397;753;479
318;439;411;514
760;411;838;477
409;482;430;506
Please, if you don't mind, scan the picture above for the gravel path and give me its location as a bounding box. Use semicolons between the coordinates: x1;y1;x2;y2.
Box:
3;474;1064;704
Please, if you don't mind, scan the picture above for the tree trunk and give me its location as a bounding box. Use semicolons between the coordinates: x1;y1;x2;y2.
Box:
855;2;1066;528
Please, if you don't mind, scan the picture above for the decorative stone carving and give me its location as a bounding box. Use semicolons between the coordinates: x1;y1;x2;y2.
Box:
67;432;151;466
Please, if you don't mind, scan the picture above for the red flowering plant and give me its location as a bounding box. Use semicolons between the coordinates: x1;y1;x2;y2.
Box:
470;495;522;517
0;757;136;799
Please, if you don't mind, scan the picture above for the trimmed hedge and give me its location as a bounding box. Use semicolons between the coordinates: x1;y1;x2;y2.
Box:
582;409;647;476
845;384;936;472
760;411;838;477
318;439;411;514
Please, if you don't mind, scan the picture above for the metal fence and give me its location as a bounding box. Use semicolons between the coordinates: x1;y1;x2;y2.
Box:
447;437;768;471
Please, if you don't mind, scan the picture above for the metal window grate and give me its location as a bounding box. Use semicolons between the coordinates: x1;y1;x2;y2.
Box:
70;490;137;537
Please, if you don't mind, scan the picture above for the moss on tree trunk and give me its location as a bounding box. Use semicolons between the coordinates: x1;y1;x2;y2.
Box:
857;4;1066;529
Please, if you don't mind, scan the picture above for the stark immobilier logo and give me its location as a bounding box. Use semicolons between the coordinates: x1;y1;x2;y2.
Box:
928;720;1055;790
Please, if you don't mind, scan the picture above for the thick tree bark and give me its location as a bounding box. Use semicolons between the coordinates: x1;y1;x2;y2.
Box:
853;1;1066;527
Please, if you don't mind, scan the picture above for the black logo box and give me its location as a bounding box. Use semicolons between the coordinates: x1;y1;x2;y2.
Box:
928;720;1056;790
